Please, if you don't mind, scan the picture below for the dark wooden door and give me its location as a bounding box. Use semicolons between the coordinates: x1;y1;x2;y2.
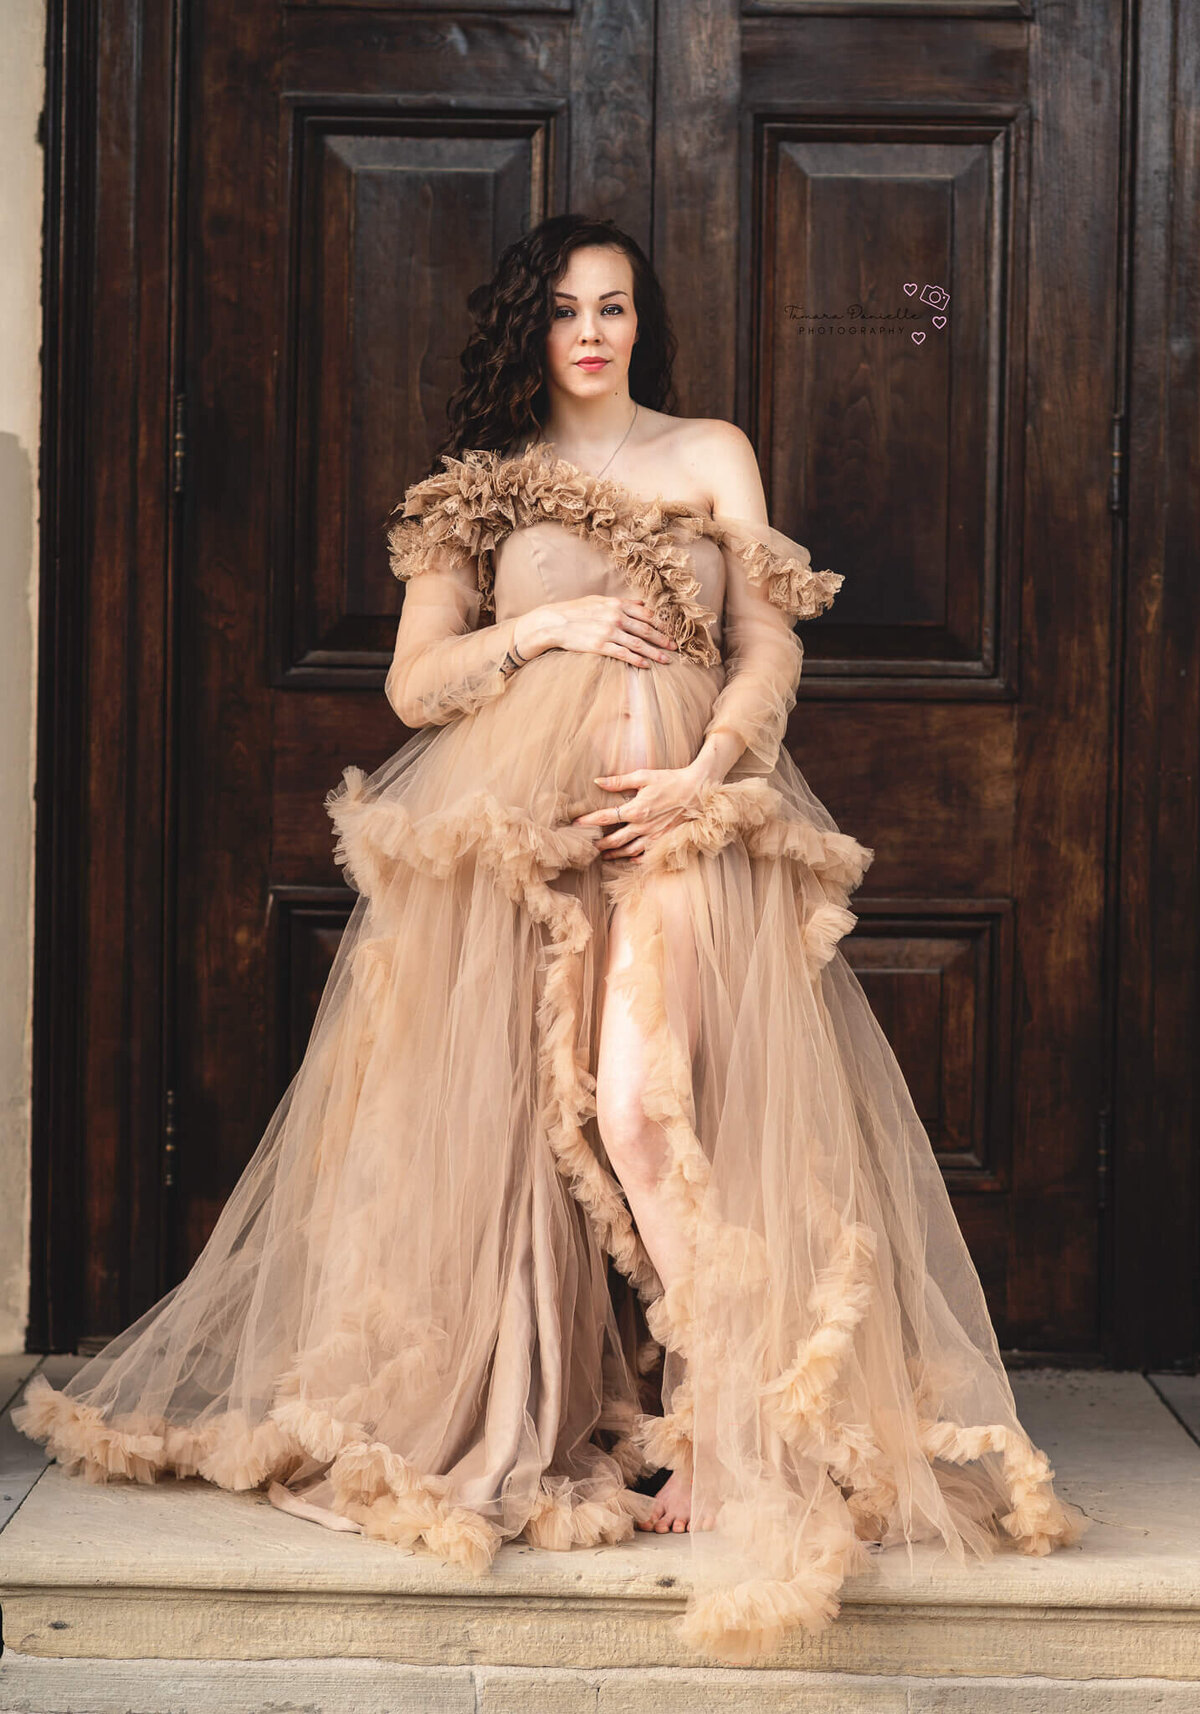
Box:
51;0;1131;1358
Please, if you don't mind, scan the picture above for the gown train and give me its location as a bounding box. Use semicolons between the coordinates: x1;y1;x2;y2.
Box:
15;442;1089;1663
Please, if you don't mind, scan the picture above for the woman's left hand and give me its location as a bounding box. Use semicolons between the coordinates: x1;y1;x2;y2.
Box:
572;762;719;861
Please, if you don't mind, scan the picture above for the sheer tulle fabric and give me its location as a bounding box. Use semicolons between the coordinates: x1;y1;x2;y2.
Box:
14;444;1088;1663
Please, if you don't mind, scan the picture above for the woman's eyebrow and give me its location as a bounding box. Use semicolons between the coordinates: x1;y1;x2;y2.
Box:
553;289;630;300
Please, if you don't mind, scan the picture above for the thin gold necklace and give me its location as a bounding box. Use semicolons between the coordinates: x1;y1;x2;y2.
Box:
535;400;638;479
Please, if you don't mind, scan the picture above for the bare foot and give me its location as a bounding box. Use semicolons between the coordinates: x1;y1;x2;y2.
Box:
637;1468;691;1533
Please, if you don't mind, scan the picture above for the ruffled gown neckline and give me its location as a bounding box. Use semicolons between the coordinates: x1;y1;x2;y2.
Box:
501;437;720;527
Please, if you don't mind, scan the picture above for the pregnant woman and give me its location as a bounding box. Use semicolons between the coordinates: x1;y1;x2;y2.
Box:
15;211;1088;1664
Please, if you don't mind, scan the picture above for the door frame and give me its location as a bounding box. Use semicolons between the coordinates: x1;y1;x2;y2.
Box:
27;0;1200;1368
28;0;185;1350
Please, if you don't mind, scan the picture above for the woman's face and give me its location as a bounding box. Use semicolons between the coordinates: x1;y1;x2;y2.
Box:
544;244;638;399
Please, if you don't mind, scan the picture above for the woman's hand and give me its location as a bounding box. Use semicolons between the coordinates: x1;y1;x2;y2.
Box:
573;758;725;861
515;596;678;669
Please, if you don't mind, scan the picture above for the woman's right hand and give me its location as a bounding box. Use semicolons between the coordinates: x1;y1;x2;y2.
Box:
514;597;678;668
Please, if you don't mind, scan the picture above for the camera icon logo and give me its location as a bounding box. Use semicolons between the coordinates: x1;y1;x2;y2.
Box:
920;284;950;312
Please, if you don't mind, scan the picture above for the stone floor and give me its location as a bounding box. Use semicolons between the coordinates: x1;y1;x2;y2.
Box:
0;1356;1198;1712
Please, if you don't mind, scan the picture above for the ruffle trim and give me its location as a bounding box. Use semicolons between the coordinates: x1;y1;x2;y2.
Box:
714;523;843;622
632;1373;695;1479
677;1411;1094;1665
598;879;1092;1662
12;1372;654;1573
523;1475;656;1548
325;765;660;1299
324;766;874;1301
388;443;841;664
625;775;874;969
19;740;1089;1660
324;753;1087;1663
678;1527;878;1665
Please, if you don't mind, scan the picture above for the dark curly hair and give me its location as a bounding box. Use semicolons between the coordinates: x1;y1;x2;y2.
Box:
428;213;679;474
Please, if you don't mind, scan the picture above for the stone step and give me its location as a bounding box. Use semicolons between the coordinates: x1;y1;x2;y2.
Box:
0;1368;1197;1712
2;1658;1200;1713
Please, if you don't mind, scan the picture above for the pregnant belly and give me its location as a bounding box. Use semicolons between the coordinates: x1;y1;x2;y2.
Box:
557;651;722;784
369;648;726;833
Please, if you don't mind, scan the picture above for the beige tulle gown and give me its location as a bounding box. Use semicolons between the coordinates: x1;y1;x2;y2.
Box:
14;440;1089;1662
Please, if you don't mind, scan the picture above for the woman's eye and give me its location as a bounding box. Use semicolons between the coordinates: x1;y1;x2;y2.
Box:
553;304;625;318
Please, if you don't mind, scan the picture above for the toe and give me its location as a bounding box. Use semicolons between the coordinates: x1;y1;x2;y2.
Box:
638;1502;664;1532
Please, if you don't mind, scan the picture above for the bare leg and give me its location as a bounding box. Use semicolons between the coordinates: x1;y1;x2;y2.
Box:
596;876;701;1532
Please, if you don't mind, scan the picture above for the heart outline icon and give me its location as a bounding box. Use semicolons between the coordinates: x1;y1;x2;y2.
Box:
932;314;947;329
903;283;918;296
912;330;925;344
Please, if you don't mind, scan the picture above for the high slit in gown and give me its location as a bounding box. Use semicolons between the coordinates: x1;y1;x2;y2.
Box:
14;439;1090;1663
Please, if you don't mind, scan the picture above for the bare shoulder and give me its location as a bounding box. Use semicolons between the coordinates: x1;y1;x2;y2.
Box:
626;410;767;516
673;416;768;521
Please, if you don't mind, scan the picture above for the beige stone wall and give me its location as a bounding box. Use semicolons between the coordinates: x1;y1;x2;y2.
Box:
0;0;45;1352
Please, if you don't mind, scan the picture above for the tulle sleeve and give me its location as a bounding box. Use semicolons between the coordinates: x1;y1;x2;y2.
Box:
702;516;843;775
383;500;525;730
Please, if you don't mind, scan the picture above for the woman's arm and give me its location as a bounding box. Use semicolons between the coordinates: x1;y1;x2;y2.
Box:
385;558;677;728
384;542;531;729
385;494;680;727
690;422;838;780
